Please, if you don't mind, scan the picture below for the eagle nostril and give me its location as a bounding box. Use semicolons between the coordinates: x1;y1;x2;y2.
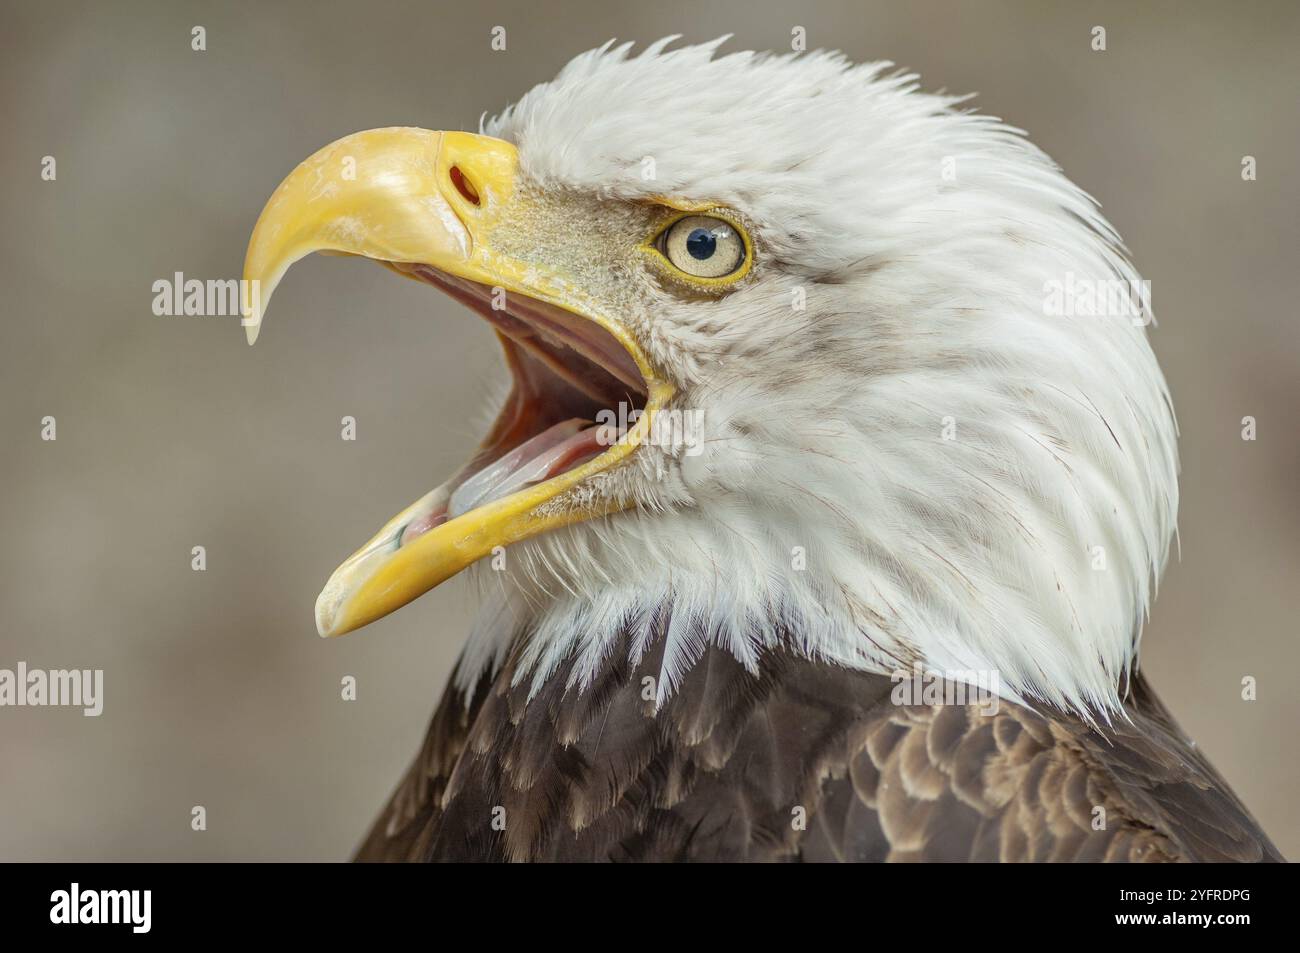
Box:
449;165;480;206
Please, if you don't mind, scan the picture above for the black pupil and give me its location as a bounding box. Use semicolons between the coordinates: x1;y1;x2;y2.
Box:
686;227;717;260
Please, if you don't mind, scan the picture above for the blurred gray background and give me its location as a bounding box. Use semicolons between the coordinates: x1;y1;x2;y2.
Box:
1;0;1296;860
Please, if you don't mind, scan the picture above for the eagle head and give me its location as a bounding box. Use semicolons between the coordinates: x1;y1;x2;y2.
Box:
243;38;1178;717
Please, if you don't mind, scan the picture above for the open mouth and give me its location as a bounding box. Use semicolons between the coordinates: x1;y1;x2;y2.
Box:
378;266;649;551
240;126;671;638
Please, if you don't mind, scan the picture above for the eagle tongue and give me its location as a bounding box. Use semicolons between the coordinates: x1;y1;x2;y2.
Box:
447;418;591;519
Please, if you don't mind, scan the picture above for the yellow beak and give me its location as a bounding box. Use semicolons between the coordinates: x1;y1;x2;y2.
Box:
242;128;671;638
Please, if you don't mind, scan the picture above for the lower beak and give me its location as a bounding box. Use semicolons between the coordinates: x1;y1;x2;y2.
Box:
242;128;669;637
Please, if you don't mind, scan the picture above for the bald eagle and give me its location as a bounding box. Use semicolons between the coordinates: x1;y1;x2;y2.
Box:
242;39;1281;862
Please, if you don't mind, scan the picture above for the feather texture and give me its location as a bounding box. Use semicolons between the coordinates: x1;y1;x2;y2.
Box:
356;623;1279;862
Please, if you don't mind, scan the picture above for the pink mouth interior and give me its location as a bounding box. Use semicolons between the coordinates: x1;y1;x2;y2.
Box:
392;267;647;548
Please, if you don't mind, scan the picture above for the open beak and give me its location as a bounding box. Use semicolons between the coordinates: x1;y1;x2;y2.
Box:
243;128;672;638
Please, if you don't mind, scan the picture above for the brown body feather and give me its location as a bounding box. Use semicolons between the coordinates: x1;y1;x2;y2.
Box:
355;627;1281;862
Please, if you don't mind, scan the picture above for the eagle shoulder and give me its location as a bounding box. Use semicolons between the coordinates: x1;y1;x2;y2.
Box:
355;630;1281;862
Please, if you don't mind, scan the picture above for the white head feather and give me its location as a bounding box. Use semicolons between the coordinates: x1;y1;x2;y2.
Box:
453;38;1178;719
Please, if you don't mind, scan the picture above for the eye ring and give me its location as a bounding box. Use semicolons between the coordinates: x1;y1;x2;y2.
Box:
651;213;751;284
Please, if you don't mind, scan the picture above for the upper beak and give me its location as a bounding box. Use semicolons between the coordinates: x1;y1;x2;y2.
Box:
242;127;515;345
243;128;670;638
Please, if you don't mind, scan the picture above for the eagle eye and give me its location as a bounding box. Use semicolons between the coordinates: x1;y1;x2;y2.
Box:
658;215;747;280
